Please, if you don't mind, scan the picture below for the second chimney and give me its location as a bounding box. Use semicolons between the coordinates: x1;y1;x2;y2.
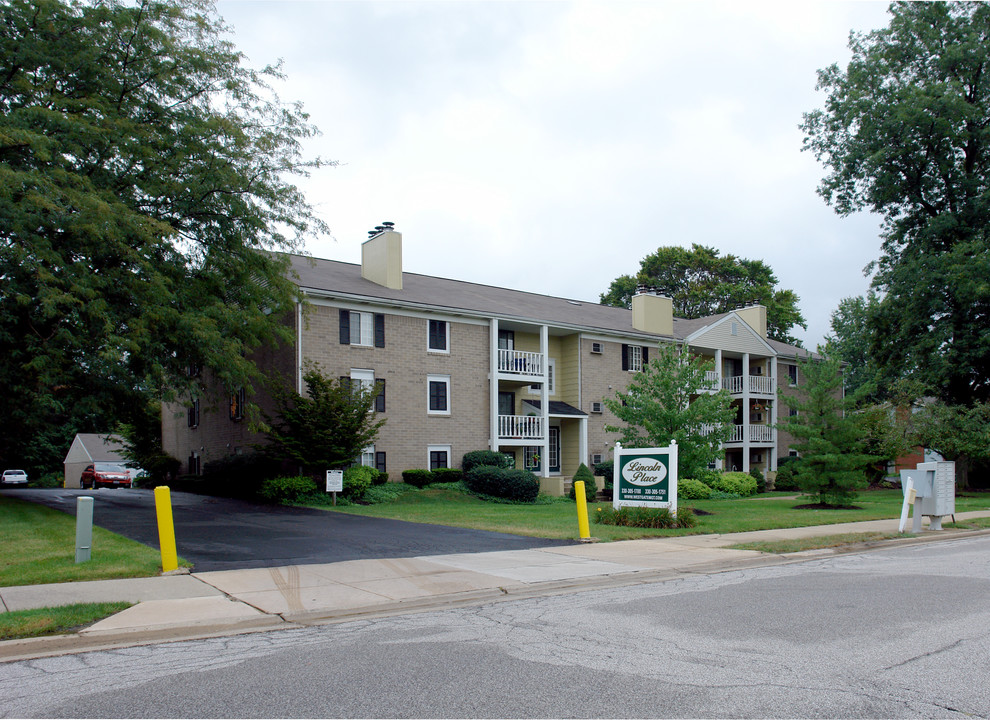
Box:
361;223;402;290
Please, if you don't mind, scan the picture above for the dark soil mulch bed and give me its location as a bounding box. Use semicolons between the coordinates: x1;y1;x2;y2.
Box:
682;507;713;516
793;502;862;510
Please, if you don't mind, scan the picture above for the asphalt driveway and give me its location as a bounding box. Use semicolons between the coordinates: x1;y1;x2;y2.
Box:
2;487;575;572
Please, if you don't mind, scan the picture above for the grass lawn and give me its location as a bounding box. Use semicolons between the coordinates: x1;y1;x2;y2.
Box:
0;495;187;587
0;602;132;641
320;486;990;541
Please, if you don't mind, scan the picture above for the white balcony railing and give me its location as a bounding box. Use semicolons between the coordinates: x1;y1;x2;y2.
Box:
727;425;744;442
698;371;720;393
750;425;776;443
498;414;544;440
722;375;745;394
748;375;775;395
498;349;544;376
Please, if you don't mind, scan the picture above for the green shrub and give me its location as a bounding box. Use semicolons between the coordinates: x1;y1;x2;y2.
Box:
402;469;435;488
260;476;320;504
750;466;767;493
678;477;712;499
362;483;411;504
774;457;801;491
31;471;64;488
691;468;722;487
343;465;375;499
594;506;697;529
567;463;598;502
464;466;539;502
593;460;614;485
461;450;513;473
707;471;758;497
370;470;389;486
432;467;463;483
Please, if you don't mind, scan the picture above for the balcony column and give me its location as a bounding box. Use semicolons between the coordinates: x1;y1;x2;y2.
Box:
714;349;723;388
769;355;778;471
490;318;499;452
742;353;750;472
540;324;549;477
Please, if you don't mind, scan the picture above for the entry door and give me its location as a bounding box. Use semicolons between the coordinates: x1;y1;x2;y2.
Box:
549;427;560;473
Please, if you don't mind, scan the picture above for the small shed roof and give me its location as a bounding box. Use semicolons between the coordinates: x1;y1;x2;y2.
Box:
64;434;127;464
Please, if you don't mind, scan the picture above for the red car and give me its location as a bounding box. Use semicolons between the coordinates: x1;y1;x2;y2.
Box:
80;463;132;489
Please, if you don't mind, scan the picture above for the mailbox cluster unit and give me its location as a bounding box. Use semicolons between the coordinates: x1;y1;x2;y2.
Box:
900;461;955;531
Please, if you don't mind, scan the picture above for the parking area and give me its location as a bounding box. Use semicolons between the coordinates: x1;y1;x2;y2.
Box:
1;487;574;572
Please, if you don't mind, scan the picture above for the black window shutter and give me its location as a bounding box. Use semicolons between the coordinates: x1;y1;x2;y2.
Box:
621;344;629;371
375;452;386;472
374;314;385;347
339;310;350;344
642;346;649;366
375;380;386;412
339;376;351;394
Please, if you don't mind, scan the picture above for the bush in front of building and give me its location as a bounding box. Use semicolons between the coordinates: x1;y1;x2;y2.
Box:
567;463;597;502
343;465;375;499
30;471;63;488
750;466;767;493
594;506;697;529
461;450;513;473
402;469;435;488
260;475;320;504
463;465;539;502
431;467;463;483
592;460;614;479
707;471;758;497
677;477;712;500
371;469;389;485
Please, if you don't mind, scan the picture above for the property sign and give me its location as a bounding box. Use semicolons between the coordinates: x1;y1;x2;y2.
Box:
613;441;678;512
326;469;343;493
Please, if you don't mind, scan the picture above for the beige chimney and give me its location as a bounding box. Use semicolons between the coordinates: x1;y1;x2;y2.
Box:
361;226;402;290
631;291;673;336
735;304;767;338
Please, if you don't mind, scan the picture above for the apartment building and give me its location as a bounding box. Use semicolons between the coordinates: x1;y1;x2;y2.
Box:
162;227;812;491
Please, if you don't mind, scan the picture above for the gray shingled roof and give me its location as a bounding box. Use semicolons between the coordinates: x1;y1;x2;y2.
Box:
287;254;808;358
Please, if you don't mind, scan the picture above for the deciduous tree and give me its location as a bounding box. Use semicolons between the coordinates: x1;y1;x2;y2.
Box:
600;245;806;345
0;0;328;475
802;1;990;406
604;344;735;480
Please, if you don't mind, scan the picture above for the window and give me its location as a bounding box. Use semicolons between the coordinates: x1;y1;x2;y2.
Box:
188;453;201;476
591;453;603;465
187;398;200;428
787;364;799;386
524;446;541;471
789;407;799;417
339;310;385;347
428;319;448;352
621;344;649;372
530;359;555;394
428;445;450;470
360;445;375;467
498;329;514;350
591;342;603;354
591;402;603;413
229;387;246;421
428;374;450;414
351;369;384;412
731;321;738;336
375;451;387;472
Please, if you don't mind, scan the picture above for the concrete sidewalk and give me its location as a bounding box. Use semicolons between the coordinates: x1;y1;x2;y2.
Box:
3;512;990;662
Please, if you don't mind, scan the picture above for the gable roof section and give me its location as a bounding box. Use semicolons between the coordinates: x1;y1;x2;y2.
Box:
64;434;127;464
287;254;808;356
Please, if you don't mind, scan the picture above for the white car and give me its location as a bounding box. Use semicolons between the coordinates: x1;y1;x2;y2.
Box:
1;469;28;485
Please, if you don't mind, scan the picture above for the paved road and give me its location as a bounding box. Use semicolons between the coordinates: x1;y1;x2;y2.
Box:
1;488;574;571
3;536;989;718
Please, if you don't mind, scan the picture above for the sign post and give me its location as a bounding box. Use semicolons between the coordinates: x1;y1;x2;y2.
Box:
613;441;678;515
326;469;343;506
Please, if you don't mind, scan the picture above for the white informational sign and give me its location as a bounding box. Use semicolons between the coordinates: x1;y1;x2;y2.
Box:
613;441;678;514
326;469;343;493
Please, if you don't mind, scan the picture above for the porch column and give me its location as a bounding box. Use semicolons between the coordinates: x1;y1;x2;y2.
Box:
579;416;588;471
540;324;549;477
490;318;499;452
742;352;750;473
769;355;778;471
714;348;723;389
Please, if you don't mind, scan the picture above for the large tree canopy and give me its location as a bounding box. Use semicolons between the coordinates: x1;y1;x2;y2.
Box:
0;0;328;474
600;244;807;346
802;1;990;406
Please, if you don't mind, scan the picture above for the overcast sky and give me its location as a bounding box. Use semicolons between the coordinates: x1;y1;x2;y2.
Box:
216;0;894;348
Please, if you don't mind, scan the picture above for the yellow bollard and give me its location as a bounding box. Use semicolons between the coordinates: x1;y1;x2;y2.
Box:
574;480;591;541
154;486;179;573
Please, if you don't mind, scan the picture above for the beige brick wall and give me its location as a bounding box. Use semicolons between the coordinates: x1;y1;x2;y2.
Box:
581;337;638;466
301;304;491;474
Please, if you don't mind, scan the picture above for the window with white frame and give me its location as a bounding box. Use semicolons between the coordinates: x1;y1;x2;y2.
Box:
524;446;541;471
428;445;450;470
787;364;798;386
428;374;450;414
351;369;385;412
339;310;384;347
628;345;643;372
530;359;555;394
351;311;374;346
428;319;449;353
360;445;375;467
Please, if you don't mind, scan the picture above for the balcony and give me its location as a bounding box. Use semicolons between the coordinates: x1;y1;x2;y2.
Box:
498;349;544;377
722;375;775;396
724;425;776;444
497;414;544;441
697;371;720;393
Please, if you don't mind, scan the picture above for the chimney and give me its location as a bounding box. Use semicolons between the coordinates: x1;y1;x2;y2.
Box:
735;303;767;338
631;287;673;336
361;222;402;290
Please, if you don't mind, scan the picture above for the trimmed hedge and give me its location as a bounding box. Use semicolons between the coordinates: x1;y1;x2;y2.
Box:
402;469;435;488
260;476;319;504
432;467;463;483
461;450;513;473
594;506;697;529
678;477;712;500
707;471;758;497
464;465;539;502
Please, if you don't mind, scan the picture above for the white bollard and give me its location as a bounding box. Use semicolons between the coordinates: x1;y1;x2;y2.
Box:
75;496;94;563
